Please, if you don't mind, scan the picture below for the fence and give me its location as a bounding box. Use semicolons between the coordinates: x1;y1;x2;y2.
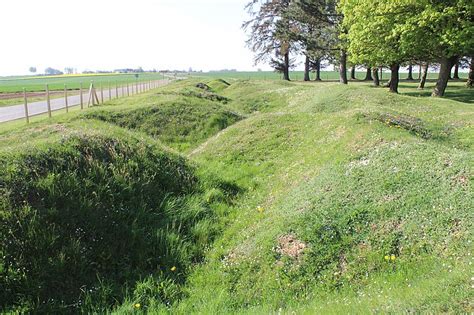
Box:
4;78;171;124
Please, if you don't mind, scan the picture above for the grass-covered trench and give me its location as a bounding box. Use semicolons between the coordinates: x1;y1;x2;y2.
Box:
0;77;472;313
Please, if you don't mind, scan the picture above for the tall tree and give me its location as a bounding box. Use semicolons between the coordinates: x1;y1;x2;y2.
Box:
418;62;429;90
243;0;294;81
350;65;356;80
294;0;344;83
407;64;414;80
467;57;474;88
372;67;380;86
453;61;460;80
364;67;373;81
28;67;37;74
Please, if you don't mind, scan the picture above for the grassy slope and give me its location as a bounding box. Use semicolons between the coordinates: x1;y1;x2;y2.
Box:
0;78;472;313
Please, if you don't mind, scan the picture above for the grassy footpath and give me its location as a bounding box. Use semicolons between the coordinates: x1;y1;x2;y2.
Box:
0;77;472;313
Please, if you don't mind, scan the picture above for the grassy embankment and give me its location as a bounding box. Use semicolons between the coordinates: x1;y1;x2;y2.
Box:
0;76;472;313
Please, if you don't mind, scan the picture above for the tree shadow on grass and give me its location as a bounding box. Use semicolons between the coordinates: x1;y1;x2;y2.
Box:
399;80;473;104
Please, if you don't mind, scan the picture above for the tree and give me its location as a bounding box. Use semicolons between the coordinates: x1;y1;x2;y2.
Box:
44;67;63;76
64;67;74;75
290;0;344;83
243;0;294;81
340;0;413;93
467;57;474;88
418;62;429;90
407;64;414;80
364;67;372;81
29;67;37;74
341;0;473;96
311;58;323;81
350;65;356;80
452;60;460;80
372;67;380;86
397;0;474;96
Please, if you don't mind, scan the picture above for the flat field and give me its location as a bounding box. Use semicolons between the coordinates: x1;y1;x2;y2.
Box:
0;72;167;94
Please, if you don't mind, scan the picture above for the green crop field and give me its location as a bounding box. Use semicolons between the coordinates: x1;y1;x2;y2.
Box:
0;77;472;313
194;70;467;81
0;72;167;94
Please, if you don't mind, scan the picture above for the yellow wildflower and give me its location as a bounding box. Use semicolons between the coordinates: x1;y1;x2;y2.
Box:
391;255;396;261
171;266;177;272
257;206;264;213
384;255;390;261
134;303;141;309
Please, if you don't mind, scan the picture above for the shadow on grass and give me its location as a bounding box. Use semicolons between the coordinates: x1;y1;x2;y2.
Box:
399;80;473;104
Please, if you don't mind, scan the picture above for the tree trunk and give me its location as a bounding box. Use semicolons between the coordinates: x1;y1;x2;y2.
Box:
418;64;422;80
372;67;380;86
350;66;356;80
453;62;460;80
304;55;310;81
389;64;400;93
407;64;414;80
467;57;473;88
283;51;290;81
364;67;373;81
315;58;322;81
339;50;348;84
418;62;429;90
432;56;457;97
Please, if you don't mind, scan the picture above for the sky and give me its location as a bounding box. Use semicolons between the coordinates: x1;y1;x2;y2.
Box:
0;0;273;76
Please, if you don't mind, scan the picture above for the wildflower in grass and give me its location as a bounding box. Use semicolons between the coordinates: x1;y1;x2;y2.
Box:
391;255;396;261
134;303;141;309
171;266;177;272
257;206;264;213
384;255;390;261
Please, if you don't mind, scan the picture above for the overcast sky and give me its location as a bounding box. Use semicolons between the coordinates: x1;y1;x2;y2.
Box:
0;0;273;76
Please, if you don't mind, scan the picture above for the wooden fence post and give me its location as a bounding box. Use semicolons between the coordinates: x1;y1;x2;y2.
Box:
23;88;29;123
64;84;69;113
100;83;104;103
46;84;52;118
115;81;119;99
108;81;112;100
127;82;130;96
80;82;84;109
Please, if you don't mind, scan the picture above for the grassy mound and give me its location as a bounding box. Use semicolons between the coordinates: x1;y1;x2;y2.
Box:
84;99;242;151
207;79;231;93
0;128;230;313
173;81;473;313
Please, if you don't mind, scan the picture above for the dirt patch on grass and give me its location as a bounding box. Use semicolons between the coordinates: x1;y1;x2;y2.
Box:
275;234;307;260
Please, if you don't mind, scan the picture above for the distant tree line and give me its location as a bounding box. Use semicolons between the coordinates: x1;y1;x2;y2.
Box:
243;0;473;97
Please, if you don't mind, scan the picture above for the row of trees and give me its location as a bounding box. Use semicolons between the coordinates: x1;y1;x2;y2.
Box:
243;0;473;97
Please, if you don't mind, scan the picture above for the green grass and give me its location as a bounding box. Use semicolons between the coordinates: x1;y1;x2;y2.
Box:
0;76;472;313
0;72;166;93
